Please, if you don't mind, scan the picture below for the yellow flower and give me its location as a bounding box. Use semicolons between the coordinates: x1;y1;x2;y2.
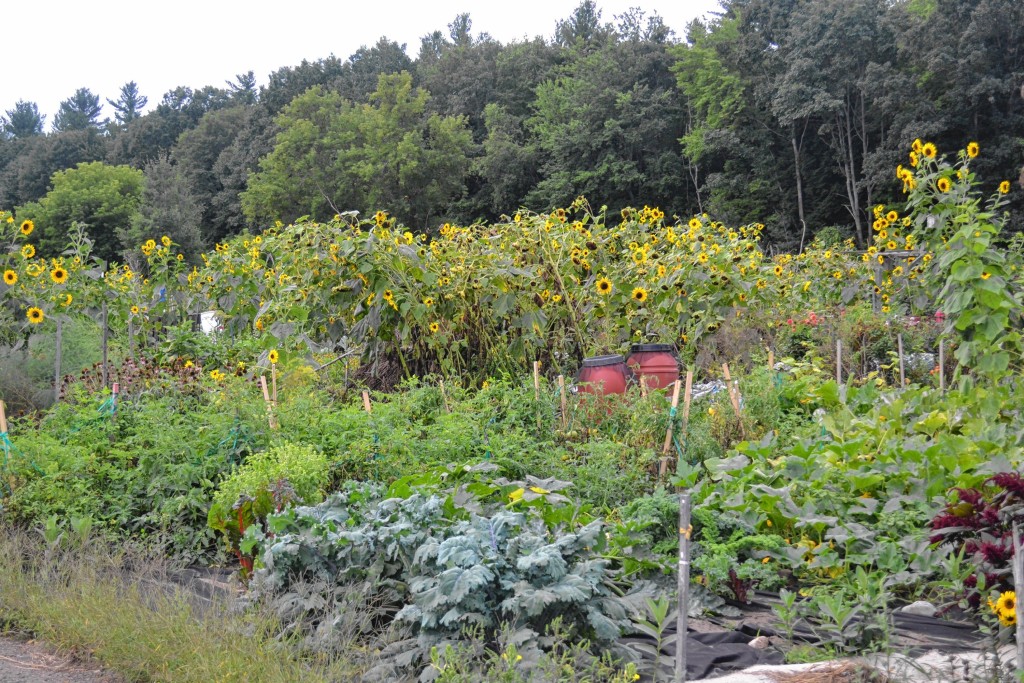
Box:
130;305;140;315
268;349;280;364
596;277;612;295
922;142;937;159
26;306;44;324
936;177;951;193
50;267;68;284
631;287;648;303
887;241;897;251
773;264;783;277
177;254;184;261
909;151;919;168
3;270;16;286
981;271;992;280
61;293;73;306
429;321;440;333
21;244;35;259
688;217;701;230
999;180;1011;194
423;297;434;307
161;235;171;247
697;252;709;264
994;591;1016;626
893;266;904;276
886;211;898;222
966;142;979;158
19;219;34;236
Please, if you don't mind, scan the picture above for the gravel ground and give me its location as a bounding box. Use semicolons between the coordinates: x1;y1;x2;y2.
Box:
0;636;119;683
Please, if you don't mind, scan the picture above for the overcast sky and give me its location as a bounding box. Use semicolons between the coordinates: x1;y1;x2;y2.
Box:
3;0;722;127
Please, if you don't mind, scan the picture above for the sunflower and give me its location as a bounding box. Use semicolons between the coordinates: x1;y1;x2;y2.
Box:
966;142;979;158
423;297;434;307
909;151;919;168
999;180;1011;194
893;266;904;276
21;244;35;259
886;211;898;223
887;241;898;251
429;321;440;333
130;305;140;315
773;265;783;277
596;277;612;295
631;287;648;303
268;349;280;364
20;219;34;236
656;264;667;278
922;142;937;159
3;270;16;286
995;591;1016;619
61;293;73;306
981;271;992;280
26;306;44;324
937;177;951;193
161;235;171;247
50;267;68;284
912;138;923;153
697;252;709;264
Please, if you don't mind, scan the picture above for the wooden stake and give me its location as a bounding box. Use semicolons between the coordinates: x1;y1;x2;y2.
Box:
0;400;8;435
259;376;277;429
271;363;278;403
721;364;741;418
939;339;945;393
767;349;774;373
836;339;842;385
1012;521;1024;678
111;382;119;424
681;370;693;431
660;379;684;477
557;375;567;429
675;491;692;683
897;334;905;387
533;361;541;400
54;319;63;404
640;375;649;398
439;380;451;413
362;390;373;415
101;302;109;390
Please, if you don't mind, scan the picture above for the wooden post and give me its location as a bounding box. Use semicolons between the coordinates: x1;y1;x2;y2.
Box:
660;379;683;477
1012;521;1024;678
897;334;906;387
939;339;945;393
680;371;694;436
721;364;745;439
361;390;373;415
0;400;7;435
675;491;692;683
767;349;775;373
557;375;567;430
54;318;63;404
101;302;109;390
439;380;451;413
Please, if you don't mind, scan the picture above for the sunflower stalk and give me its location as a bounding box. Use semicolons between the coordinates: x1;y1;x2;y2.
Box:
1012;521;1023;674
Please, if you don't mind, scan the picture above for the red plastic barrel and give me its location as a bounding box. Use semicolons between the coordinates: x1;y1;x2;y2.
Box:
626;344;679;390
577;354;632;395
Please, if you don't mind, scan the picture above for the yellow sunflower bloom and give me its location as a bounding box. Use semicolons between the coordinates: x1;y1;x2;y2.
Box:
268;349;280;364
966;142;979;158
937;177;951;193
999;180;1011;194
3;270;16;286
596;277;612;295
20;219;34;236
50;267;68;284
26;306;44;324
631;287;648;303
21;244;35;259
922;142;937;159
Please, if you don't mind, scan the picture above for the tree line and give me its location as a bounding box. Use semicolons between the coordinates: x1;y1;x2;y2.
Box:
1;0;1021;264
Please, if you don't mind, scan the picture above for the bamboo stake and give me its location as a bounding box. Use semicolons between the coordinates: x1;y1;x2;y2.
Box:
1012;521;1024;677
681;370;693;433
660;379;683;477
0;400;8;435
768;349;774;373
271;363;278;403
939;339;945;393
362;390;373;415
640;375;649;398
897;334;905;387
439;380;451;413
557;375;567;430
675;491;692;683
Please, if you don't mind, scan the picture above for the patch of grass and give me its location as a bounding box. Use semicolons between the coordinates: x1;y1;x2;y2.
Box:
0;527;353;683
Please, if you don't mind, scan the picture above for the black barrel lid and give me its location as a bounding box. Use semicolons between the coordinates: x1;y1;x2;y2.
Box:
629;343;677;355
581;354;626;367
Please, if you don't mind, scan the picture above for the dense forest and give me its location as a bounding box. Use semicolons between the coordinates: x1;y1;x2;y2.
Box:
1;0;1022;263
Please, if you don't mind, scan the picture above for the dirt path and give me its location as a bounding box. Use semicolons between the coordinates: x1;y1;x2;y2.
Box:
0;636;119;683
